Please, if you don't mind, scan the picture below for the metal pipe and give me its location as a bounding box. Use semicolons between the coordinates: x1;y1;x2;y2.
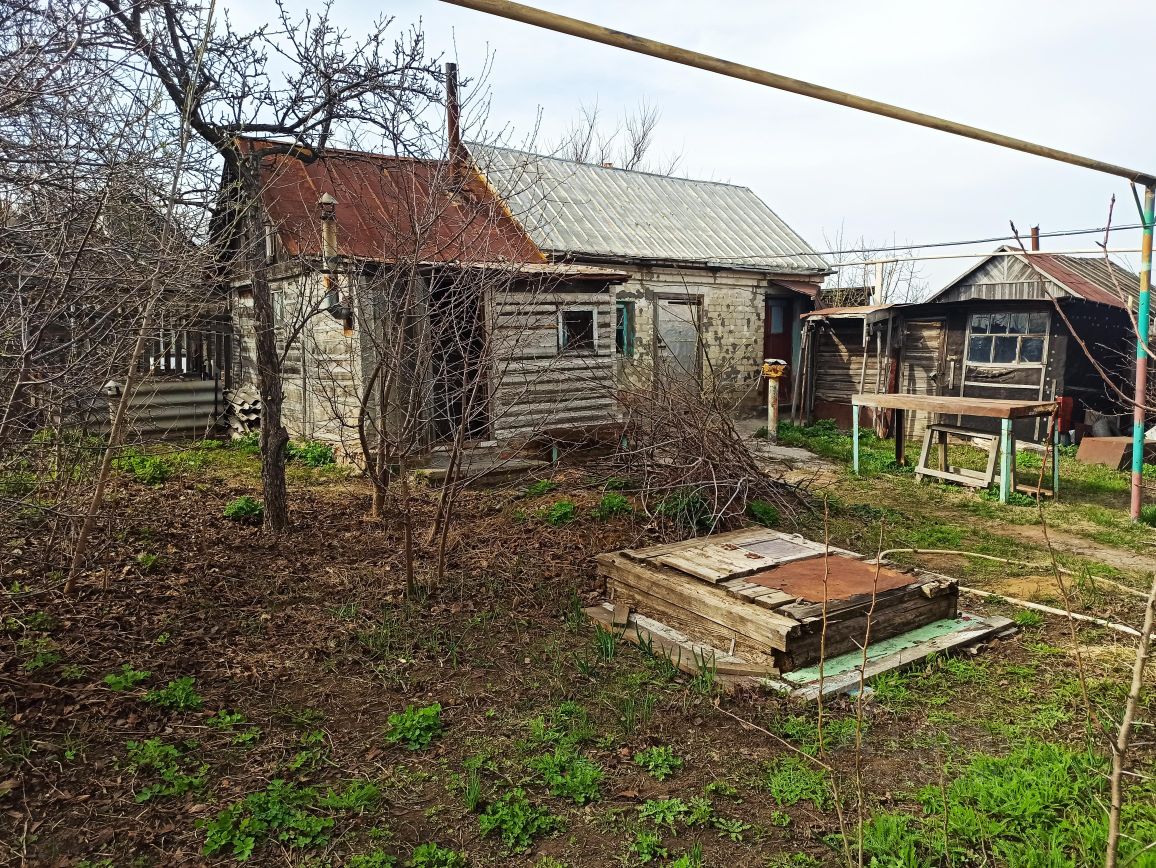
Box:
1131;186;1154;521
440;0;1156;186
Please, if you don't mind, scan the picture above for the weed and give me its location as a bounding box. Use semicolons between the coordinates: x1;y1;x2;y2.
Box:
705;780;739;800
124;738;207;802
764;756;830;808
407;844;468;868
535;859;569;868
117;450;171;485
104;664;150;691
136;551;161;573
765;855;820;868
604;475;631;491
979;486;1037;507
768;809;792;827
634;745;682;781
230;431;260;453
18;637;61;672
207;709;245;728
753;426;769;438
223;495;263;523
528;745;603;804
747;499;780;527
477;788;558;852
869;671;913;711
1013;609;1045;628
1140;504;1156;527
384;703;443;750
630;829;667;863
638;798;688;832
688;651;717;695
616;689;657;735
684;796;714;827
463;765;482;812
778;715;862;755
593;492;632;519
286;440;335;467
541;499;577;525
318;779;380;812
288;728;328;770
524;479;557;497
712;816;751;842
668;844;705;868
655;487;713;531
144;676;203;711
593;624;617;660
201;779;333;859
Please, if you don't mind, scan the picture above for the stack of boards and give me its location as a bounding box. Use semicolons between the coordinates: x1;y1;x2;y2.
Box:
593;527;959;676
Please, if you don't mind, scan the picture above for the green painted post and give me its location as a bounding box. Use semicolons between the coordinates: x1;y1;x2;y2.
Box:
852;399;860;474
999;418;1013;504
1131;186;1154;521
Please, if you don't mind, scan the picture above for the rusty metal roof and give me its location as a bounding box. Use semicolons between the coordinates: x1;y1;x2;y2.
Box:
237;139;545;265
1025;252;1139;309
471;144;829;274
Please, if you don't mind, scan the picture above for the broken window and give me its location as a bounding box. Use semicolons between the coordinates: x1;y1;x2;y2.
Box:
966;311;1048;365
560;308;596;352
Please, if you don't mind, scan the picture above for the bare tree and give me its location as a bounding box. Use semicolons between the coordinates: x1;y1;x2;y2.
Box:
819;228;927;307
556;98;681;175
95;0;444;532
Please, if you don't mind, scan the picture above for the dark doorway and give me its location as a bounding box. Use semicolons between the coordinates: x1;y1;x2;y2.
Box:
763;297;793;401
429;274;490;442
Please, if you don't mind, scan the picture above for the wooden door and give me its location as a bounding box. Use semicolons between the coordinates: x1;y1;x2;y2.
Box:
655;297;702;387
763;297;793;402
899;319;946;440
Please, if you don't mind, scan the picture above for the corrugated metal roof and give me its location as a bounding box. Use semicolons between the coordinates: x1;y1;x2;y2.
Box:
237;139;544;265
929;246;1140;310
471;144;829;274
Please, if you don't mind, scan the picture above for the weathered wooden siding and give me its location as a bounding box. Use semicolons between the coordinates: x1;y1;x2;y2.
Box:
489;287;617;442
936;255;1053;303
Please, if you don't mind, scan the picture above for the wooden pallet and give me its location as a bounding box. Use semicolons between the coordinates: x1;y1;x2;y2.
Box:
596;528;959;672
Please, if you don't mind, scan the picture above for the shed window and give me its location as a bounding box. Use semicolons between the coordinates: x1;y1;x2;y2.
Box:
615;301;634;356
560;309;596;352
966;311;1048;365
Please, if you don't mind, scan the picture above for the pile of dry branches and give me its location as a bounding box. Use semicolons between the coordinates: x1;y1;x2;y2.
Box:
613;368;804;536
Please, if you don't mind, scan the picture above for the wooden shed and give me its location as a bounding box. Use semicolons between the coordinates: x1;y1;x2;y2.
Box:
800;247;1141;442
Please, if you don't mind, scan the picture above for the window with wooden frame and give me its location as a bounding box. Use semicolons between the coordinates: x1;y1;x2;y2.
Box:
965;311;1048;365
615;301;634;357
559;308;597;353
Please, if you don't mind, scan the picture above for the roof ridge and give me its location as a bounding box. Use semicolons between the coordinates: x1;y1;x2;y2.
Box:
468;141;754;191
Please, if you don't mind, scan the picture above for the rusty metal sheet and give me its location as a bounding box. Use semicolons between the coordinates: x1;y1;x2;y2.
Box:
746;557;916;603
238;138;545;265
1076;436;1156;470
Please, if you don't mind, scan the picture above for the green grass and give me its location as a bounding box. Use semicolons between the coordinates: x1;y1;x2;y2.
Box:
862;740;1156;867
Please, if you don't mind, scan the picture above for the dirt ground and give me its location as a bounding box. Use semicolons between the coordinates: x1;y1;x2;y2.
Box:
2;443;1154;867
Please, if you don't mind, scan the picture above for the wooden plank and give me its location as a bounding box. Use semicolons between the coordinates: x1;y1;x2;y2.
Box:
720;579;797;610
853;392;1057;419
599;553;797;652
628;527;773;559
611;603;631;627
584;604;777;677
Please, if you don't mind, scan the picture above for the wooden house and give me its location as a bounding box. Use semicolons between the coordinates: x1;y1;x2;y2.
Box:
800;246;1142;442
471;145;830;412
218;139;627;458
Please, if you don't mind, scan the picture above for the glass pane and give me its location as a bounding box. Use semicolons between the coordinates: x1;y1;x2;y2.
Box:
562;310;594;351
770;304;785;335
993;336;1018;363
971;314;990;334
1027;311;1049;334
1008;313;1028;334
615;304;625;353
989;313;1009;334
967;335;992;362
1020;337;1044;363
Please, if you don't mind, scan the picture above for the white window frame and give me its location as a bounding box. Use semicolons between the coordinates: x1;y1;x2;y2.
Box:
963;310;1049;368
557;306;599;354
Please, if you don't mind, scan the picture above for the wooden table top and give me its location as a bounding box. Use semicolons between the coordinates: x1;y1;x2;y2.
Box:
851;393;1058;419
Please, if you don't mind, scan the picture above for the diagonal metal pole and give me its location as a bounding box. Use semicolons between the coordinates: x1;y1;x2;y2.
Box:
441;0;1156;519
1131;186;1154;521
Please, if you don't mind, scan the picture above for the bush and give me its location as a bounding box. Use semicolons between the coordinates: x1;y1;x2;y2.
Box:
223;495;263;524
287;440;335;467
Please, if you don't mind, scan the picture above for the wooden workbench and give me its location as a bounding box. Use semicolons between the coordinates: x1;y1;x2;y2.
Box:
850;394;1059;503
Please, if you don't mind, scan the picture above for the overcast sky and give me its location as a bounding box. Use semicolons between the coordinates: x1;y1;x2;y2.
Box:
225;0;1154;290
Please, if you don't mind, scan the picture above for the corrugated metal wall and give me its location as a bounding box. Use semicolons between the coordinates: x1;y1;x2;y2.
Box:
116;378;222;440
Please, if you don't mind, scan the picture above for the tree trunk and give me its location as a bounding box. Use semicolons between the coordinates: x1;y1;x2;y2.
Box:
245;172;290;533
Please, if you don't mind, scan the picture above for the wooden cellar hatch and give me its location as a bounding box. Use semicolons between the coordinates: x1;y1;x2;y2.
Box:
591;528;1013;696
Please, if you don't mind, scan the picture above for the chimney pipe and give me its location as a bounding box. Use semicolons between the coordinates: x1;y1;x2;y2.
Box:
445;62;463;172
1030;225;1040;251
